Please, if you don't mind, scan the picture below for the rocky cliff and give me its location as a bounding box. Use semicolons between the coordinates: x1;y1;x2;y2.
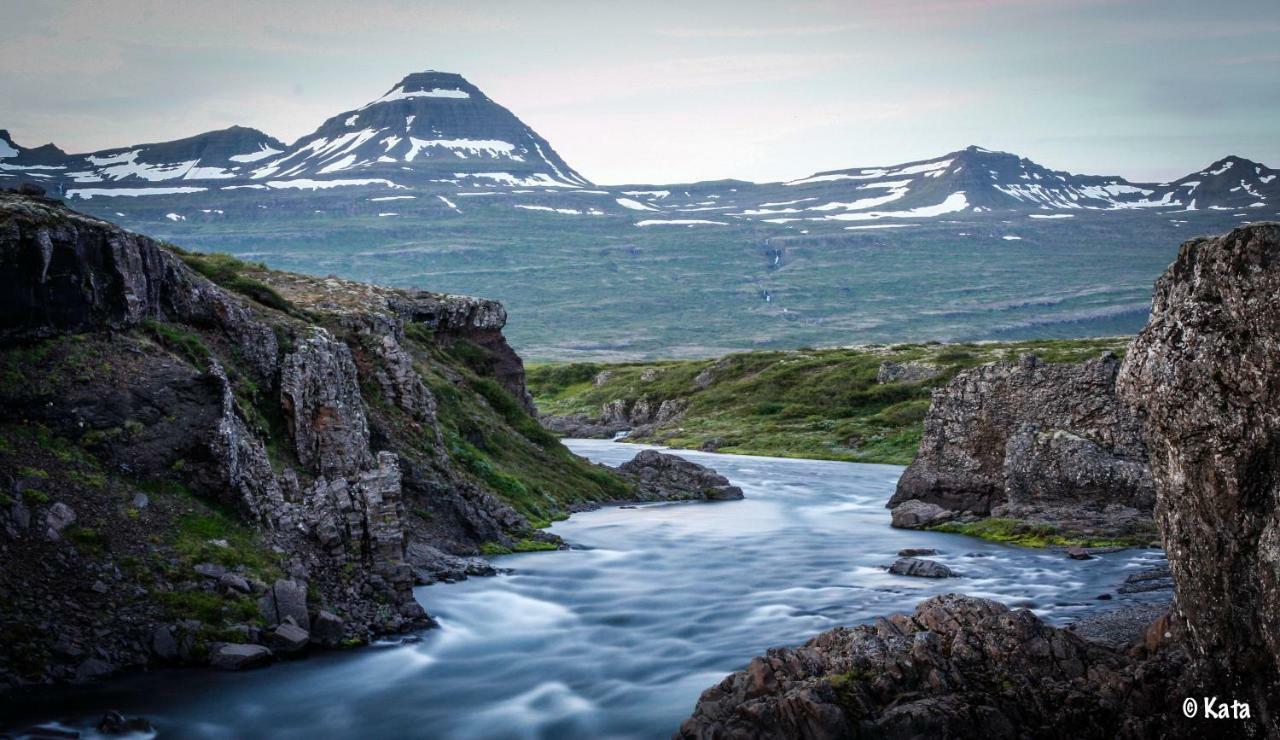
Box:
1117;221;1280;727
680;224;1280;738
0;191;630;690
887;352;1155;541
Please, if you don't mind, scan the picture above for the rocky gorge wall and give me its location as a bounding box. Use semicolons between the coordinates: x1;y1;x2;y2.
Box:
1117;221;1280;726
679;222;1280;738
886;352;1156;542
0;192;629;690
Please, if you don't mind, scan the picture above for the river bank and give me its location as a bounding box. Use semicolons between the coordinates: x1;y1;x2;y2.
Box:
1;440;1169;739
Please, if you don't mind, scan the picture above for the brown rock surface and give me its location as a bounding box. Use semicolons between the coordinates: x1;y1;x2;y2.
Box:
1117;221;1280;727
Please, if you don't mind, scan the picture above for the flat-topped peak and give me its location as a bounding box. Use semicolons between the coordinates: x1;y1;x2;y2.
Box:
373;70;482;103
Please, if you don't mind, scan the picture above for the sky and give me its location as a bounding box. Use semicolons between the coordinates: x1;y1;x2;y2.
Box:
2;0;1277;185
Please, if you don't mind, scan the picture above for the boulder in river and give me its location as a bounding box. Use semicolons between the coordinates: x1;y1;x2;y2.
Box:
887;557;954;578
615;450;744;501
96;710;154;735
889;499;956;529
209;643;273;671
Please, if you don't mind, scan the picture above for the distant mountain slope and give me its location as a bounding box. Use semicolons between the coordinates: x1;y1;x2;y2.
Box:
0;126;288;195
1;72;1275;222
2;70;1277;360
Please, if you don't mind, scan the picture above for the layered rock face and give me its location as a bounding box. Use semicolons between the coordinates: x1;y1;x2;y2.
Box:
888;353;1154;538
0;192;624;689
1117;222;1280;724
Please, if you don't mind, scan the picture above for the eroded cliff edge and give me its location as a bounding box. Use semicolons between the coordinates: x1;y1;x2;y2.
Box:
1117;221;1280;726
886;352;1156;544
0;192;631;689
679;223;1280;739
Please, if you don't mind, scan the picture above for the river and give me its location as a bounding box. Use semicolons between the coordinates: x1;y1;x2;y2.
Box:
6;440;1168;739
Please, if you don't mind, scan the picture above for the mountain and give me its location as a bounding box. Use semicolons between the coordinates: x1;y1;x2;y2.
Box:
3;70;1278;360
1161;155;1278;212
245;71;588;188
2;71;1275;219
0;71;587;197
0;126;287;195
721;146;1279;222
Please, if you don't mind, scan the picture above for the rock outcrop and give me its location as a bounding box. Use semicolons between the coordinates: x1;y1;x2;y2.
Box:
678;594;1185;739
1117;221;1280;726
876;360;941;384
541;396;687;440
615;450;744;501
888;353;1154;539
0;192;627;691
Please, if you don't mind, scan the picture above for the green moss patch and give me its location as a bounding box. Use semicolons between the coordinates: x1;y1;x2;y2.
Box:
927;518;1150;548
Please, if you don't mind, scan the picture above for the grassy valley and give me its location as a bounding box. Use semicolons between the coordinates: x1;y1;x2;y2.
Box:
529;337;1130;465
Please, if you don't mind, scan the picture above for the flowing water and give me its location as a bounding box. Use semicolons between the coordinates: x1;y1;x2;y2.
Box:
5;440;1168;739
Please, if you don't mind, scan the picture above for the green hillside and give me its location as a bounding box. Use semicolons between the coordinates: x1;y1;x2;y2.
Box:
530;337;1130;465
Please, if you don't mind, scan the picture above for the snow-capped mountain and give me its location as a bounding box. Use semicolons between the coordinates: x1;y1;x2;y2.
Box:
0;126;287;196
241;71;587;188
0;71;587;197
1;71;1275;229
737;146;1277;222
1159;155;1278;212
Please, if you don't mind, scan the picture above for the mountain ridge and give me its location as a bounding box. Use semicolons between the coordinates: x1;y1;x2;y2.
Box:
2;72;1274;219
3;70;1277;361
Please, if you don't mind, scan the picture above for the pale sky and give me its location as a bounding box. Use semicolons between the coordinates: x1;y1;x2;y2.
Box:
2;0;1277;185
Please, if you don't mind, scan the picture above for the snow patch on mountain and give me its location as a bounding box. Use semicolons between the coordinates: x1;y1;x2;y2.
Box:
616;197;659;211
229;144;283;163
406;138;518;161
68;186;208;199
363;86;471;109
636;219;728;226
515;204;587;215
459;172;576;188
266;178;402;190
824;192;969;221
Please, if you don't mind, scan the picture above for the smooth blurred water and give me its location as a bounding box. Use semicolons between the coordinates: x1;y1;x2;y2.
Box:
5;440;1167;739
